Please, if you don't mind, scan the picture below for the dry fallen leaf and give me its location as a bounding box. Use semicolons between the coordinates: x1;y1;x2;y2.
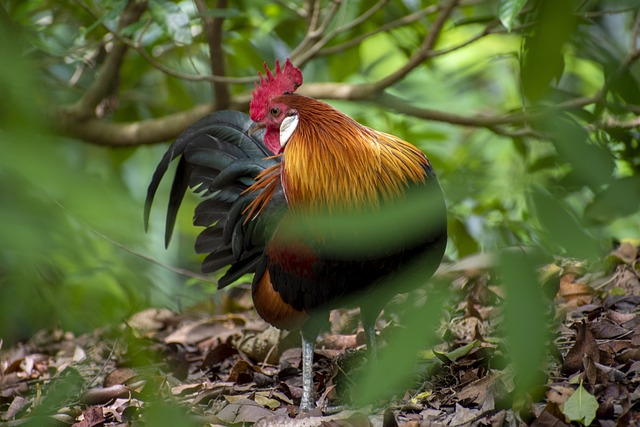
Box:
561;321;599;375
71;406;104;427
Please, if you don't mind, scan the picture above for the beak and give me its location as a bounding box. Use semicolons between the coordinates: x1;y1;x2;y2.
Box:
248;121;266;137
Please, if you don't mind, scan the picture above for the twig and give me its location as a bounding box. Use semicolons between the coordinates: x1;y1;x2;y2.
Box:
79;2;255;84
67;0;147;120
49;198;217;284
319;5;439;57
86;338;120;389
430;20;499;57
274;0;307;18
291;0;342;64
293;0;390;64
370;0;460;93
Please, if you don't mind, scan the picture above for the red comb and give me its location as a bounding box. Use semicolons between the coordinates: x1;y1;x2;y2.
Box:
250;58;303;121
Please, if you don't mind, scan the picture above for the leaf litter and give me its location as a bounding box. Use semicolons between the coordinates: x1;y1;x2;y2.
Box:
1;242;639;426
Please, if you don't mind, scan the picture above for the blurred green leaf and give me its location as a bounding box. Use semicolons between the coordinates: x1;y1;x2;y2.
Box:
585;176;640;224
499;248;548;394
520;0;575;100
143;402;200;427
355;280;450;405
449;217;481;258
498;0;528;32
539;115;615;190
531;188;600;259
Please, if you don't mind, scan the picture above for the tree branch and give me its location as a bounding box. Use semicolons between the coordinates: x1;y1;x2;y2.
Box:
67;0;147;120
369;0;459;93
293;0;391;65
53;80;598;147
80;2;254;84
54;104;214;147
318;5;439;56
291;0;342;65
194;0;231;109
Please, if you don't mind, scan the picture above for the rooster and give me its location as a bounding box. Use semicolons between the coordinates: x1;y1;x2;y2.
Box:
144;59;447;411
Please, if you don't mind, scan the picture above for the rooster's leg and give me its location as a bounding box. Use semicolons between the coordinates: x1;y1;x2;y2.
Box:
300;332;316;411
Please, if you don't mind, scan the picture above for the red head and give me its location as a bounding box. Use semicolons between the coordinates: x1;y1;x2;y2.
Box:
250;59;303;155
250;59;303;122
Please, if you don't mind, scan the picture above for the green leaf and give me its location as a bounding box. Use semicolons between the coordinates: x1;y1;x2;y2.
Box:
585;176;640;224
355;280;451;405
539;116;615;190
531;188;601;259
519;0;574;100
499;249;549;394
562;382;598;426
149;0;193;44
498;0;528;32
434;340;482;364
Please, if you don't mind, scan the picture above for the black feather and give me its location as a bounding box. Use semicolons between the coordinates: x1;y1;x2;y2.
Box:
202;249;236;274
218;251;262;289
195;227;224;254
144;110;283;287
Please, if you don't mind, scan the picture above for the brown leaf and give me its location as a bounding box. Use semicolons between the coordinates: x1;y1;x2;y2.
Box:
615;347;640;363
590;320;629;339
606;310;636;325
546;386;574;405
558;280;593;303
454;372;507;410
82;385;131;405
202;342;239;367
602;339;634;354
164;316;245;345
71;406;104;427
610;242;638;264
320;412;372;427
215;398;275;424
319;334;359;350
4;396;29;420
103;368;138;387
596;397;615;420
127;308;175;333
627;360;640;374
530;406;570;427
238;325;288;364
382;410;398;427
561;321;599;375
227;359;257;384
583;355;598;386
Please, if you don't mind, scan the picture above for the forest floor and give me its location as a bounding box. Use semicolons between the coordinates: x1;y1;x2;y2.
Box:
1;243;639;427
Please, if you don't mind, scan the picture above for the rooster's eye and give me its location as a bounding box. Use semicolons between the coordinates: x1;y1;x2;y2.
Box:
269;107;280;116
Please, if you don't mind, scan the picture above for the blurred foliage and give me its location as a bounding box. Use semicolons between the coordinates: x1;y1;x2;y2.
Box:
1;0;640;411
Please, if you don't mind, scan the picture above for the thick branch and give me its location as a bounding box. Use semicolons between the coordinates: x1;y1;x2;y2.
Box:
54;104;213;146
54;81;594;147
194;0;231;109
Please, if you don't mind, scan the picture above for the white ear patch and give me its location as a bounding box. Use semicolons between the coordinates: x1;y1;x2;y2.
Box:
279;114;299;148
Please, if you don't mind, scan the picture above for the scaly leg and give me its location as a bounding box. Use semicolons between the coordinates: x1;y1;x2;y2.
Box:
299;332;316;411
